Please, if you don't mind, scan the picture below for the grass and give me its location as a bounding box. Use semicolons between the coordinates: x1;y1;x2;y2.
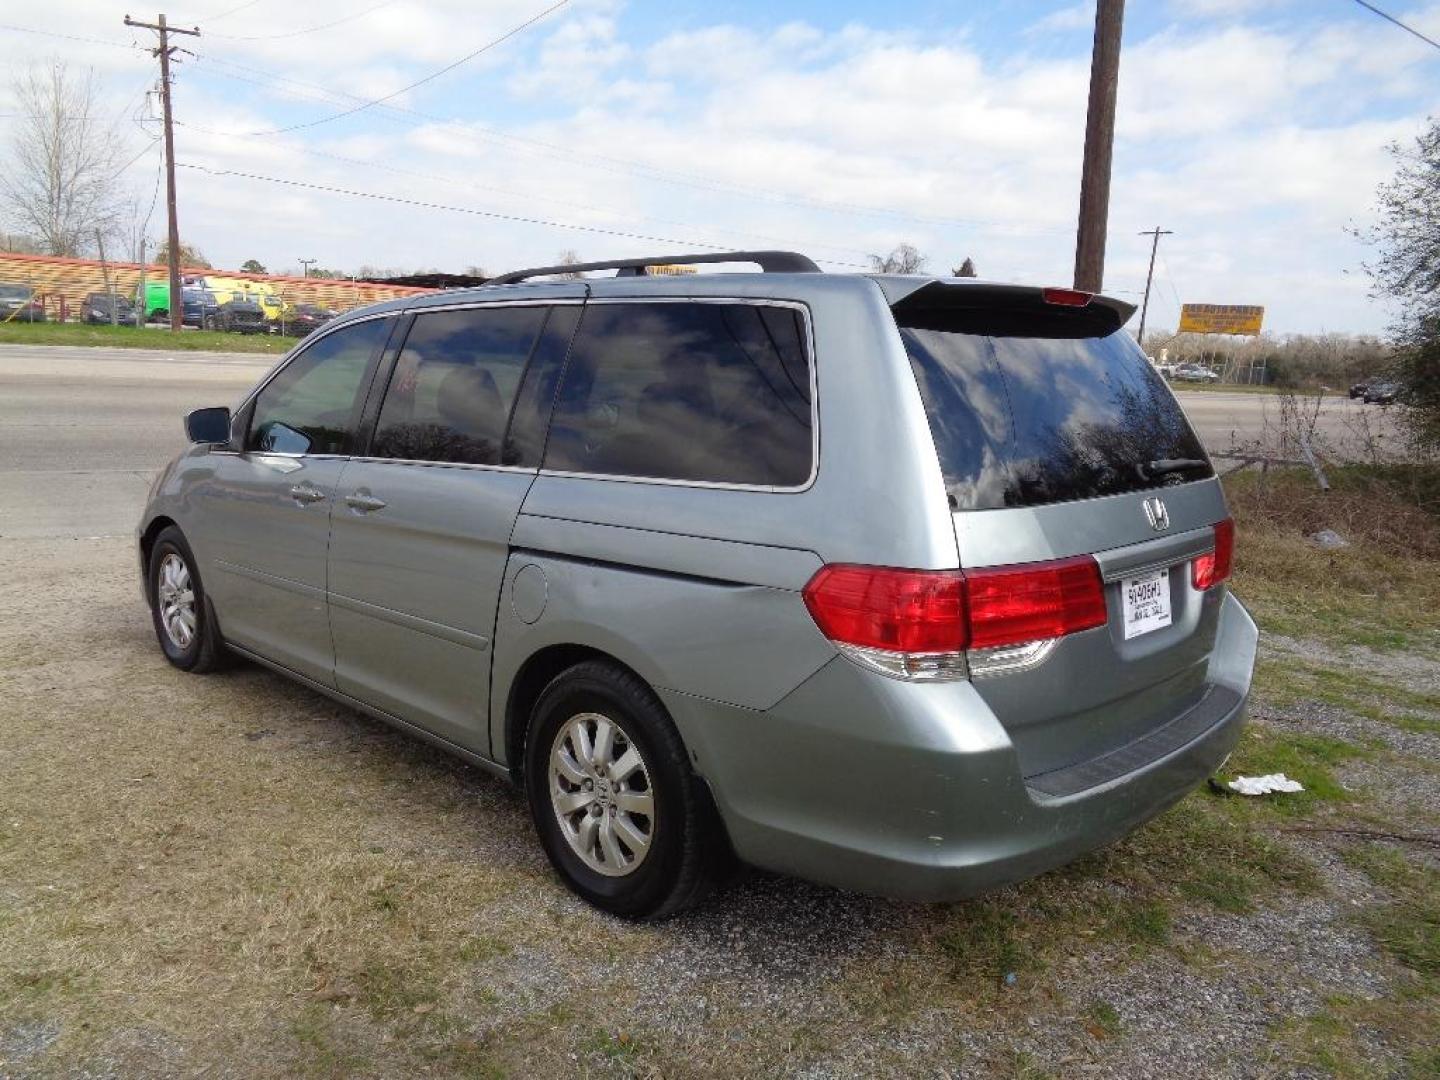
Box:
1255;657;1440;735
1343;845;1440;980
0;319;291;354
1226;464;1440;653
1219;724;1374;817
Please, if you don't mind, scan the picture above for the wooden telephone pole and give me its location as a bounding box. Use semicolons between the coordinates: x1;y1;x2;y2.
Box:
125;14;200;333
1135;226;1173;350
1073;0;1125;294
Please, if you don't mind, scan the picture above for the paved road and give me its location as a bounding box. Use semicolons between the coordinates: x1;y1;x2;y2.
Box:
0;345;270;539
0;345;1394;539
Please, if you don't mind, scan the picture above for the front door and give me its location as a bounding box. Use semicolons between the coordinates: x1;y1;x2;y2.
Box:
326;301;580;752
196;316;392;685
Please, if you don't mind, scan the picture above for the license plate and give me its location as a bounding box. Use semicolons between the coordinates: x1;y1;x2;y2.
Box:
1121;569;1172;640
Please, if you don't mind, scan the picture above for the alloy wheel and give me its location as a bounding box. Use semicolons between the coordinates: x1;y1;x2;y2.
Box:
549;712;655;877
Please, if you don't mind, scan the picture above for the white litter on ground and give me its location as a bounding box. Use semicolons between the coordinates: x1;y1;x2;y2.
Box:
1228;773;1306;795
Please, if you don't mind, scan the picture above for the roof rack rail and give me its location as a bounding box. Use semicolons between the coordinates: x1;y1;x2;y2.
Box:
487;250;820;285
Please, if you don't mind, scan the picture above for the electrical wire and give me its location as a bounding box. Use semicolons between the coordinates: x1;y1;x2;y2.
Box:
176;163;872;268
234;0;572;137
206;0;398;41
186;54;1071;237
0;22;145;52
201;0;263;23
1348;0;1440;50
170;120;876;261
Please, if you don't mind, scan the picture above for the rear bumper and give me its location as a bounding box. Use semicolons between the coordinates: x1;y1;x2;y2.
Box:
662;591;1257;902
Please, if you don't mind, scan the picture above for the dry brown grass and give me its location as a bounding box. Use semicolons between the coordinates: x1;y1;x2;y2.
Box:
1226;464;1440;652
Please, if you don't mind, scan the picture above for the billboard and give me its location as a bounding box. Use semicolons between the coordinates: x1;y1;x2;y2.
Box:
1178;303;1264;335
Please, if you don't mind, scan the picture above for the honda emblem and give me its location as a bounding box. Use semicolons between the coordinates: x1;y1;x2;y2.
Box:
1142;496;1170;532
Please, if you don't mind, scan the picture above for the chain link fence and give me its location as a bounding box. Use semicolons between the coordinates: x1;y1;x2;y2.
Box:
0;254;433;335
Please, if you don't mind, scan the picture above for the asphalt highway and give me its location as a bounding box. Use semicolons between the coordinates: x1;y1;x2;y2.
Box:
0;344;1394;540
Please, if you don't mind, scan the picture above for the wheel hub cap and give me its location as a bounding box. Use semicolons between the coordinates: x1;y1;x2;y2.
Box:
548;712;655;877
156;553;197;650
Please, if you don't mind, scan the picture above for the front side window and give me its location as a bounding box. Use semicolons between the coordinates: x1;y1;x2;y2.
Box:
370;306;549;465
247;317;390;455
543;301;813;486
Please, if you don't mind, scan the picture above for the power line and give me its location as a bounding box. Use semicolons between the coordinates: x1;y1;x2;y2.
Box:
1348;0;1440;50
171;120;876;260
236;0;571;137
186;52;1072;237
201;0;262;22
0;22;144;52
176;163;871;268
206;0;397;41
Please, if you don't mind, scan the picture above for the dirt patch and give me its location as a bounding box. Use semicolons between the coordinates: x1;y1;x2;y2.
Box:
2;535;1437;1077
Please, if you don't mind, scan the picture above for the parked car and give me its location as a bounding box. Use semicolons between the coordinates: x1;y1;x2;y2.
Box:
1349;377;1375;399
139;251;1257;919
83;291;136;325
1173;363;1220;382
144;283;222;328
217;296;267;334
0;283;47;322
1363;380;1401;405
283;302;338;337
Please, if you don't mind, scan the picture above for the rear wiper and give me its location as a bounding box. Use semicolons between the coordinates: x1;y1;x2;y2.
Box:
1137;458;1209;481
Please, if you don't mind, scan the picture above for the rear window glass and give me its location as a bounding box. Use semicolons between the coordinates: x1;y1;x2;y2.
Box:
544;301;812;487
900;322;1212;510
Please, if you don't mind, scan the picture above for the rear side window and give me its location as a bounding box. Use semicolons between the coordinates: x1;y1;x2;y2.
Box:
247;317;390;455
544;301;812;487
901;321;1212;510
371;305;549;465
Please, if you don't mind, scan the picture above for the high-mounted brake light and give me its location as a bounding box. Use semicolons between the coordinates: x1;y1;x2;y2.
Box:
1041;287;1093;307
1192;518;1235;590
802;556;1108;681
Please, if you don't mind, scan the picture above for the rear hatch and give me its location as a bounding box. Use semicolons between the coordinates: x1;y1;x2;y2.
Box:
892;281;1232;787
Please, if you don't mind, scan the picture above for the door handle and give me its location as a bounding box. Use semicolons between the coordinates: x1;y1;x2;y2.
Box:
344;492;387;513
289;484;326;505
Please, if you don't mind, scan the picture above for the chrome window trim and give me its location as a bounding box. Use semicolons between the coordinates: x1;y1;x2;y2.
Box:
345;456;535;475
538;296;820;494
234;309;399;417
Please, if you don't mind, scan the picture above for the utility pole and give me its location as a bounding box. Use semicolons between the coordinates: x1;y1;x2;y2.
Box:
1135;226;1173;351
125;14;200;333
1073;0;1125;294
298;258;317;278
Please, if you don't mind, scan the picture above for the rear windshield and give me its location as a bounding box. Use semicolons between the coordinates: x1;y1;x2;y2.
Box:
900;320;1212;510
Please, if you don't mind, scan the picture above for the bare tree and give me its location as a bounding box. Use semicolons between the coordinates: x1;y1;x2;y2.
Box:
0;63;127;257
154;239;210;269
556;249;587;279
869;243;927;274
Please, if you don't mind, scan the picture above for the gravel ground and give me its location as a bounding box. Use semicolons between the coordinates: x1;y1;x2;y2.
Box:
2;536;1437;1078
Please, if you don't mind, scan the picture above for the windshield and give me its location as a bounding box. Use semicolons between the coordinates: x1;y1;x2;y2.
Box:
0;285;32;300
900;320;1213;511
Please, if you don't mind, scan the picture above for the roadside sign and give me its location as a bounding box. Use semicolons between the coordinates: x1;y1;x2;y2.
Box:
1178;303;1264;335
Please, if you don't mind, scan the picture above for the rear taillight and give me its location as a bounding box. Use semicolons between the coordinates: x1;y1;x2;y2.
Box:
1192;518;1235;590
964;556;1108;649
802;556;1107;680
802;565;966;654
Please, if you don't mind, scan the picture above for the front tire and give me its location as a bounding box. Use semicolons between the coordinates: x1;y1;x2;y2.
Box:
147;526;226;673
525;661;721;920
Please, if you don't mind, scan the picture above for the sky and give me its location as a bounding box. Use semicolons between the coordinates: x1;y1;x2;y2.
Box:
0;0;1436;334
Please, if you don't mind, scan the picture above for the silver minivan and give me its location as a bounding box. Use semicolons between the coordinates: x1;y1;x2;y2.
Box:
139;251;1257;919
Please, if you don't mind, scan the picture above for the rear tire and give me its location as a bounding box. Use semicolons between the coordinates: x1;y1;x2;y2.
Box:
525;661;721;920
147;526;226;673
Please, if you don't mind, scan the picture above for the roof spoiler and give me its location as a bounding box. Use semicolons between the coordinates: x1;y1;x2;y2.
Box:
488;250;821;285
889;280;1136;338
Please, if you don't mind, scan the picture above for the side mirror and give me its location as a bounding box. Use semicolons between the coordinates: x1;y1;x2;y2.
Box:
185;406;232;445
